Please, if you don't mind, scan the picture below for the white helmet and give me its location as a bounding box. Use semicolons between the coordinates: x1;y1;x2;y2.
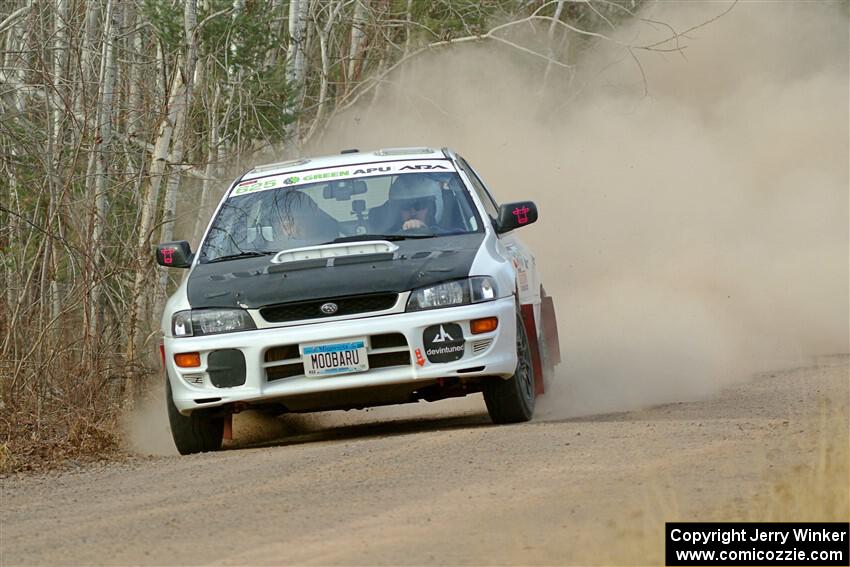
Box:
388;174;443;221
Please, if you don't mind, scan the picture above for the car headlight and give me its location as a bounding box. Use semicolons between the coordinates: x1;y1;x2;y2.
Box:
406;277;498;311
171;309;256;337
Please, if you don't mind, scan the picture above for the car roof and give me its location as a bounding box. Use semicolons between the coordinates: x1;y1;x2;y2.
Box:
241;147;454;181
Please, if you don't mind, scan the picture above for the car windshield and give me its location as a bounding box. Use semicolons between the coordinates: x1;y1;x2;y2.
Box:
198;168;483;263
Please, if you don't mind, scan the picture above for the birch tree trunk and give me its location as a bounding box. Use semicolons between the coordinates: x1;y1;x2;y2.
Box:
346;0;369;89
193;81;222;239
284;0;309;148
86;0;120;360
44;0;69;333
157;0;200;242
303;1;345;144
77;0;100;121
265;0;285;68
403;0;413;55
121;0;149;269
125;0;145;147
1;140;21;352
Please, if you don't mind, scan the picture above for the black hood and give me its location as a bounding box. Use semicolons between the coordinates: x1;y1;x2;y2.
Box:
186;233;484;309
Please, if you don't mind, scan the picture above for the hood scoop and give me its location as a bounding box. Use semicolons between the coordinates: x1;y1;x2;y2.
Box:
270;240;399;264
268;240;399;273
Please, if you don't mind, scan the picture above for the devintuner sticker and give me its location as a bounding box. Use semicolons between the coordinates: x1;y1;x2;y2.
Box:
423;323;464;363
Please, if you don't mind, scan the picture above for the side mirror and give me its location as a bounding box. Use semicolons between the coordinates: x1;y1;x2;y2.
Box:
156;241;194;268
495;201;538;234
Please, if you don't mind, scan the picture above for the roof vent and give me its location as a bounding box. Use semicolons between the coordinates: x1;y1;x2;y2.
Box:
374;147;434;156
251;158;310;173
340;148;360;154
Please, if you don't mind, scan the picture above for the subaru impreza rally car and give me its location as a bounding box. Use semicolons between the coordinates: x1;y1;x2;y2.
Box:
156;147;560;454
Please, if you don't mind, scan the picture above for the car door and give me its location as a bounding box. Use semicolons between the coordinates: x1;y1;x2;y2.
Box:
455;156;541;315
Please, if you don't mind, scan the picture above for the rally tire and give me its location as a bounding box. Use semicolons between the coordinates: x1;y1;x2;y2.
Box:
166;376;224;455
483;311;535;424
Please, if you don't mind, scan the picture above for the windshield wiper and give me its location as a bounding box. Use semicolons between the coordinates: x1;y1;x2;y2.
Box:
205;251;275;263
328;234;437;244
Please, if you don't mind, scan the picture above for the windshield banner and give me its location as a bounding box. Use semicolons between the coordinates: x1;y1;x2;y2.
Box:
230;160;457;198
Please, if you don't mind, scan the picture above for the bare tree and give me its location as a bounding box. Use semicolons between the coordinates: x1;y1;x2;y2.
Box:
285;0;310;146
86;0;120;362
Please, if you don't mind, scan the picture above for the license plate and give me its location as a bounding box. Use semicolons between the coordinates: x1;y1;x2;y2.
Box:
301;338;369;377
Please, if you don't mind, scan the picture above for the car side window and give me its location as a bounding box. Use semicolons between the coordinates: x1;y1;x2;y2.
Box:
457;157;499;221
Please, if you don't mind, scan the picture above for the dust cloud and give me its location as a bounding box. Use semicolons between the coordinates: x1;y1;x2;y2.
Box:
123;387;178;456
308;1;849;418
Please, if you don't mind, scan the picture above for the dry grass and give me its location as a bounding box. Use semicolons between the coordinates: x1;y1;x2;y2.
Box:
593;399;849;565
0;357;139;474
747;402;849;523
0;405;124;474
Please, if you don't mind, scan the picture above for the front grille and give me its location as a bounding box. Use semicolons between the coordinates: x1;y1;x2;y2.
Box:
260;293;399;323
265;333;411;382
369;351;411;369
267;363;303;381
370;333;407;349
265;344;299;363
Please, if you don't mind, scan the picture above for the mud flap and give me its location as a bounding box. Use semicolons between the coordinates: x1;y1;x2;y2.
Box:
520;304;545;396
541;287;561;366
223;414;233;441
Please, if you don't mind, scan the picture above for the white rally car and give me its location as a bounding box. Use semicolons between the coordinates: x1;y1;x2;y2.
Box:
156;147;560;454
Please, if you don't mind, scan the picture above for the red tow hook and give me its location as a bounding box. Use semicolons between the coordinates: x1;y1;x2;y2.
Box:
158;343;165;369
223;402;251;442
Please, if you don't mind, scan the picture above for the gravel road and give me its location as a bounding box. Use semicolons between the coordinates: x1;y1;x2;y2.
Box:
2;356;847;566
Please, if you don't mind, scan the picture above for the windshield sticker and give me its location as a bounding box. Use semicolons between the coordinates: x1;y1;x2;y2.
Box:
228;160;456;198
398;164;449;171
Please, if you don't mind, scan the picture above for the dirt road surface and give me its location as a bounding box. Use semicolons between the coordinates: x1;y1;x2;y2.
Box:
2;356;847;566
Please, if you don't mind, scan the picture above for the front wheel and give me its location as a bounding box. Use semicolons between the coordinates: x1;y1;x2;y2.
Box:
166;377;224;455
483;311;535;424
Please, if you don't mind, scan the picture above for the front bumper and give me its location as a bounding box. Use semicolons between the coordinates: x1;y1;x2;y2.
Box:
164;296;518;414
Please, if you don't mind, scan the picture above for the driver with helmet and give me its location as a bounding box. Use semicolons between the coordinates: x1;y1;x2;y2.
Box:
386;174;444;232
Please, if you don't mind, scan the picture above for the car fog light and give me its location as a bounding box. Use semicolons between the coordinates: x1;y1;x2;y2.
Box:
471;317;498;334
175;352;201;367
